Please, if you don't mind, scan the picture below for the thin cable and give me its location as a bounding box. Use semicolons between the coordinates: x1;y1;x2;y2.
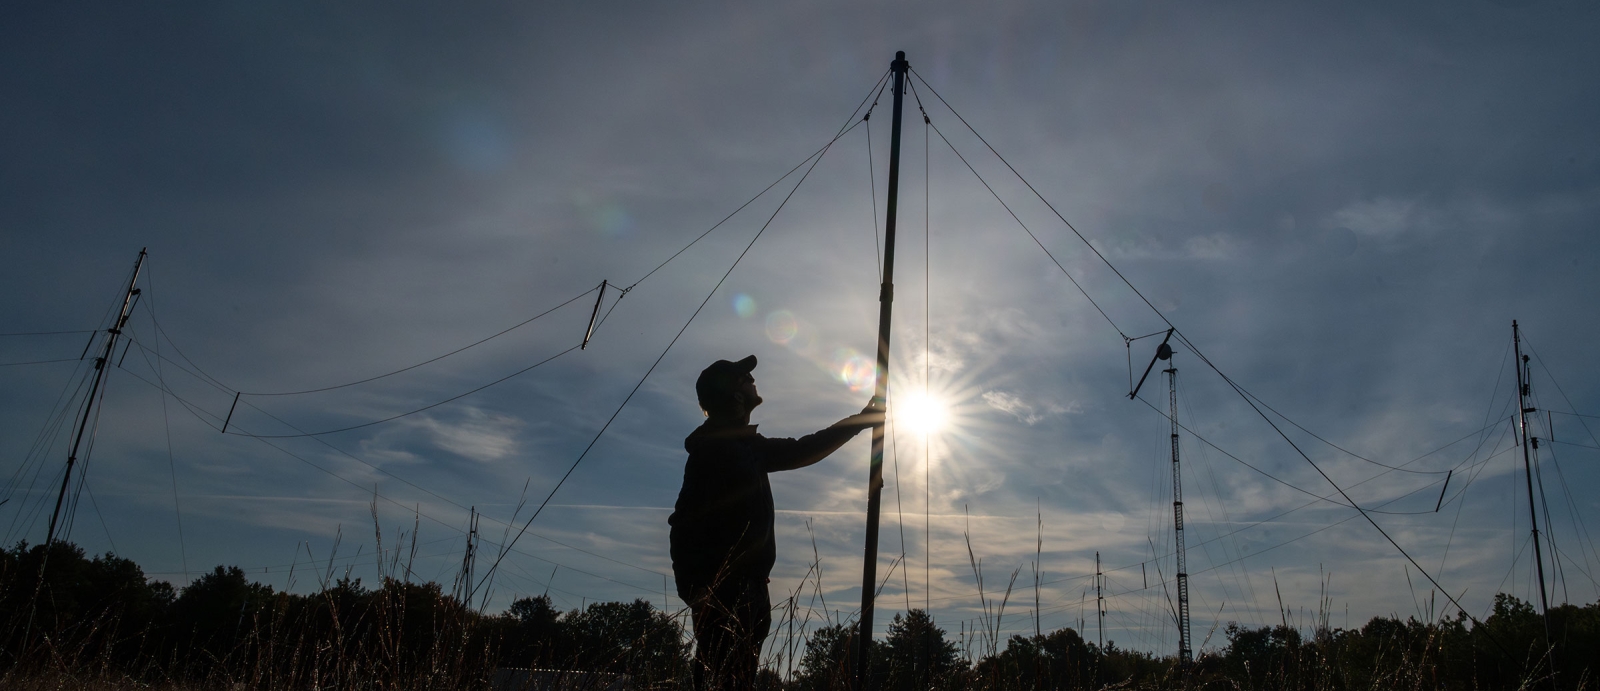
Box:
923;87;933;623
1549;411;1600;421
1029;467;1486;620
160;74;892;406
916;436;1516;609
237;285;601;396
145;306;235;393
911;85;1126;341
135;265;191;583
1544;442;1600;597
0;358;81;367
1178;369;1260;614
217;82;886;438
473;115;863;600
866;104;882;282
857;73;904;609
224;344;579;438
125;322;671;581
61;359;116;544
1523;332;1600;450
1170;331;1493;634
2;365;93;532
888;402;910;613
133;76;888;439
1133;394;1446;515
1441;342;1518;572
0;330;99;337
915;74;1126;340
113;366;658;595
1550;542;1600;593
133;325;575;441
912;72;1483;631
83;479;119;555
969;376;1508;599
911;69;1148;338
136;302;649;582
622;69;891;292
1530;382;1572;604
1229;381;1449;475
1;364;93;543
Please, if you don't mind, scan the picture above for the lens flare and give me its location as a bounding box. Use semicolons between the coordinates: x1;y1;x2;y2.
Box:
572;194;635;238
897;391;950;436
765;310;798;343
592;202;633;236
834;349;877;392
733;294;757;318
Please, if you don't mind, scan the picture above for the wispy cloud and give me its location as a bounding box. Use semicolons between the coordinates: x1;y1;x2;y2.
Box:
981;390;1075;425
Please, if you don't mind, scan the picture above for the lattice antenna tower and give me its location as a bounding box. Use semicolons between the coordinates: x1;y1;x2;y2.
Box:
1164;346;1193;666
1129;329;1191;665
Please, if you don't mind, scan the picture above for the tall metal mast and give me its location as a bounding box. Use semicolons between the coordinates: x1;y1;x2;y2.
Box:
1166;354;1193;665
1512;320;1553;646
1130;331;1190;663
46;248;147;546
855;50;908;690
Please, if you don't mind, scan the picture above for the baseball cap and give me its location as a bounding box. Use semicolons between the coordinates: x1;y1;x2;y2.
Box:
695;355;757;411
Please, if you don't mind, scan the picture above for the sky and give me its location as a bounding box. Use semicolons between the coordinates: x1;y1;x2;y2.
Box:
3;0;1599;663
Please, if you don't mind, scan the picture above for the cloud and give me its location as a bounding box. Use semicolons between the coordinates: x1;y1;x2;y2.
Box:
371;408;524;464
1184;233;1237;260
980;390;1075;425
1326;197;1430;238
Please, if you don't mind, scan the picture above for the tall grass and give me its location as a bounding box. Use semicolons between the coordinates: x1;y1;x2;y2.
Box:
3;515;1594;690
0;503;689;690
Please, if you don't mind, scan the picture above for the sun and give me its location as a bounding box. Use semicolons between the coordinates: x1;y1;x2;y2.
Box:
896;391;950;436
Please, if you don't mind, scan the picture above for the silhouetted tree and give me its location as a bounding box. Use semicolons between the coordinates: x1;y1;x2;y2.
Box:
879;609;964;690
168;565;277;665
561;598;691;685
794;622;882;690
5;542;1598;689
973;627;1092;689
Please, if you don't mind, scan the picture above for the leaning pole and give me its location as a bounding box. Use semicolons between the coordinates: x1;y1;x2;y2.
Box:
855;50;907;690
46;248;146;546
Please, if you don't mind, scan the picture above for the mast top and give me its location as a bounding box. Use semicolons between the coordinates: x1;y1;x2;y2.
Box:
892;51;907;73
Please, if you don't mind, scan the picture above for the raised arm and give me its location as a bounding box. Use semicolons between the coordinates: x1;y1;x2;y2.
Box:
761;402;885;472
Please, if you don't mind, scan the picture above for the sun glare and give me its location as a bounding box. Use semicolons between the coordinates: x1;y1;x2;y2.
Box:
897;391;950;436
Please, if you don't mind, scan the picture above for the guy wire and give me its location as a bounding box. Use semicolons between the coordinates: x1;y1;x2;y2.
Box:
233;286;600;397
472;107;875;600
122;330;667;581
137;262;190;582
113;363;660;597
913;67;1501;651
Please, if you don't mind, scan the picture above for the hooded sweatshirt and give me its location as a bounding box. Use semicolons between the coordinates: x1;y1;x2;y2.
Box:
668;421;861;598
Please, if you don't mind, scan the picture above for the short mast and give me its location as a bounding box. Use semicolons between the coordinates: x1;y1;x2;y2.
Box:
855;50;908;690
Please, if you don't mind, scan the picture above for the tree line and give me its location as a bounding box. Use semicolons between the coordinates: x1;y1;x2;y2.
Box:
3;540;1594;689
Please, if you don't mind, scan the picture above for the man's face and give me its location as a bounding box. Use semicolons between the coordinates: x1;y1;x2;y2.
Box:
734;373;763;413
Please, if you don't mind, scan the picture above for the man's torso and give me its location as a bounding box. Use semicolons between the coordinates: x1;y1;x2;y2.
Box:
668;424;777;595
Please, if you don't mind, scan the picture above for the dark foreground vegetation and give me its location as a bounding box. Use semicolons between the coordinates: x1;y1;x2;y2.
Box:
3;541;1595;689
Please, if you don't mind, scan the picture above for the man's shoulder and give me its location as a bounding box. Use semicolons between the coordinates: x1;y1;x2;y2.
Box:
685;423;763;452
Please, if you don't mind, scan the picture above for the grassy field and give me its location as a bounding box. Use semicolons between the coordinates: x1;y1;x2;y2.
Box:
3;539;1593;690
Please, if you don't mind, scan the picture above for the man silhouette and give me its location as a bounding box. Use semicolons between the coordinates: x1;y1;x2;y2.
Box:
669;355;882;689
